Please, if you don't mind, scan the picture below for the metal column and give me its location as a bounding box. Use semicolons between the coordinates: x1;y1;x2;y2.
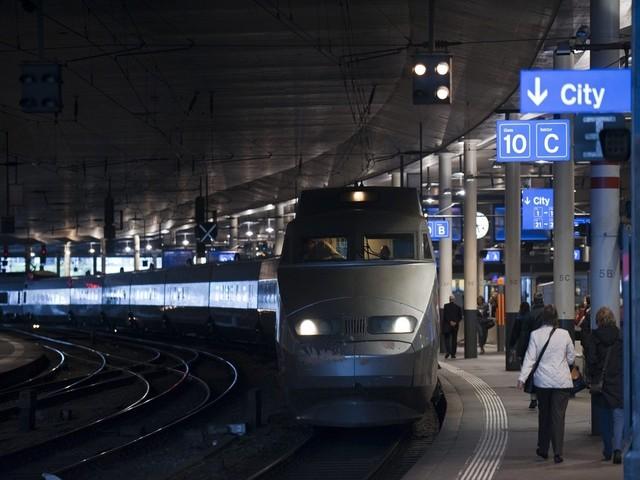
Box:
553;50;575;338
133;235;141;271
438;152;454;310
463;139;479;358
63;242;71;277
590;0;621;327
505;162;521;370
275;203;285;256
100;238;106;274
230;217;239;250
625;0;640;474
391;172;402;187
477;239;485;298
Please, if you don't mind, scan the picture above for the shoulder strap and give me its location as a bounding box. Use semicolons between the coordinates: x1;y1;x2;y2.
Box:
530;328;556;376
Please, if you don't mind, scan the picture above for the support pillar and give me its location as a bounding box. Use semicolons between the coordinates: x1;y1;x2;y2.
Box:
590;0;620;439
553;50;575;338
590;0;621;328
63;242;71;277
100;238;106;274
627;0;640;473
438;152;454;354
133;235;141;271
463;139;479;359
505;162;521;370
230;217;239;250
275;203;285;256
477;239;485;299
391;172;402;187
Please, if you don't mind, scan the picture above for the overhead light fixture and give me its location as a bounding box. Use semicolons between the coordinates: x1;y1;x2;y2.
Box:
246;229;254;237
265;218;274;234
30;251;35;257
145;243;152;251
161;229;170;234
455;189;466;197
124;244;132;253
452;171;464;179
182;237;189;246
425;197;437;204
436;86;450;100
435;61;450;75
413;63;427;76
89;246;96;254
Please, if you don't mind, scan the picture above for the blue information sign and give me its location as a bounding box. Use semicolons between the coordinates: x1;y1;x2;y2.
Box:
427;220;450;239
520;69;631;114
497;120;570;162
522;188;554;230
484;250;501;262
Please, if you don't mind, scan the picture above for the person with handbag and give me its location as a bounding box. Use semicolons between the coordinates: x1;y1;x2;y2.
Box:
583;306;624;464
517;304;575;464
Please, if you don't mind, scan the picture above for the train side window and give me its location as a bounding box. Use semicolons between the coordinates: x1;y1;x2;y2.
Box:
423;234;433;260
300;237;348;262
363;234;414;260
0;292;8;304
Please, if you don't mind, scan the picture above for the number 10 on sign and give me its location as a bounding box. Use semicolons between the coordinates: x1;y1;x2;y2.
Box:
496;119;570;162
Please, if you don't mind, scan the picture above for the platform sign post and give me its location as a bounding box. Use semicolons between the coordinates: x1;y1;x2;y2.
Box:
496;120;570;163
521;189;554;230
520;69;631;114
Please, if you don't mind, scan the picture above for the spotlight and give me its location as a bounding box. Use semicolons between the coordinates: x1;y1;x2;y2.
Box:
246;230;254;237
124;245;132;253
89;247;96;254
145;243;152;251
265;226;274;233
435;62;450;75
436;86;450;100
182;238;189;246
413;63;427;76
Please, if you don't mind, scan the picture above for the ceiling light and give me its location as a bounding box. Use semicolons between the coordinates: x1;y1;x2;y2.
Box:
413;63;426;76
124;245;132;253
89;247;96;254
30;251;35;257
452;171;464;179
246;230;254;237
425;197;437;204
145;243;152;251
435;62;450;75
455;189;466;196
265;226;274;233
161;229;170;234
182;238;189;246
436;86;450;100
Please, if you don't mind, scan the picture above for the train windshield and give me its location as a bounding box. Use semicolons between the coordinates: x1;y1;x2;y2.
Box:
363;234;414;260
301;237;348;262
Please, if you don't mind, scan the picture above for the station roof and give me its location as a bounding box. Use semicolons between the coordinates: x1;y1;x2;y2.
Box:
0;0;630;248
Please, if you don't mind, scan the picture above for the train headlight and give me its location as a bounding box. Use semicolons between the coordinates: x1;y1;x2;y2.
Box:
295;318;331;336
368;316;416;334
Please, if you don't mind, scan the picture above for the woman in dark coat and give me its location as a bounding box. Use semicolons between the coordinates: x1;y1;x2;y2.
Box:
476;295;490;354
583;306;624;464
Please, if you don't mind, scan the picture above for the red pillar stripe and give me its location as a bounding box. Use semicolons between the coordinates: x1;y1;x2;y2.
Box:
591;177;620;189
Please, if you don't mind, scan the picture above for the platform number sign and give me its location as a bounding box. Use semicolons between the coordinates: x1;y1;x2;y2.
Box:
427;220;450;240
497;120;570;162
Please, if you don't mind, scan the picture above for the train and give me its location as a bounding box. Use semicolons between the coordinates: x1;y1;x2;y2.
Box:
276;187;440;426
0;186;441;427
0;260;279;342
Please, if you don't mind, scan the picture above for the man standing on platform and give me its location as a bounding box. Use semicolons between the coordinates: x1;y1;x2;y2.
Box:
443;295;463;359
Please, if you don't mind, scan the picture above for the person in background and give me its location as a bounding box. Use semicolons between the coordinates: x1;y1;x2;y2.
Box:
489;292;498;318
518;305;575;464
508;301;531;365
574;295;591;341
583;306;624;464
379;245;391;260
517;292;545;409
477;295;490;354
442;295;462;359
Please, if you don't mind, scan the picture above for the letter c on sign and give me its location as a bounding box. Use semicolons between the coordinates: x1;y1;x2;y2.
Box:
544;133;560;154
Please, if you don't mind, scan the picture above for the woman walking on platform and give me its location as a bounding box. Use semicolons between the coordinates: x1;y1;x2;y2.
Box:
517;305;575;464
583;306;624;464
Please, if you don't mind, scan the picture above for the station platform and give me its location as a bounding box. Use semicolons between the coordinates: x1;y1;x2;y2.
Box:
0;333;46;388
404;347;624;480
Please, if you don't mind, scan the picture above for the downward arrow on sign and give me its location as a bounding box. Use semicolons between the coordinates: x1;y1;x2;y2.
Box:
523;197;531;205
527;77;548;106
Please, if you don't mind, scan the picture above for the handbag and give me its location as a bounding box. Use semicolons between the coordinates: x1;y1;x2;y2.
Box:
485;318;496;329
523;328;556;394
589;346;612;395
570;366;587;394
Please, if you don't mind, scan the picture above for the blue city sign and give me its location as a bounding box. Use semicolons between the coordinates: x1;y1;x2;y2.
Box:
522;188;554;230
427;220;450;239
520;69;631;114
496;120;570;162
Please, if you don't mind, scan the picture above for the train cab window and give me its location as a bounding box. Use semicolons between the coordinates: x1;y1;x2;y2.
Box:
363;234;414;260
423;234;433;260
301;237;348;262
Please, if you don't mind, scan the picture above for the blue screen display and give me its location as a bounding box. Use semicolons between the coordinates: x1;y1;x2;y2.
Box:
425;206;462;242
484;250;501;262
494;206;551;241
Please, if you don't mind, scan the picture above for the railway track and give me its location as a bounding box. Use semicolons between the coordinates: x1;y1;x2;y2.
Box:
0;328;238;479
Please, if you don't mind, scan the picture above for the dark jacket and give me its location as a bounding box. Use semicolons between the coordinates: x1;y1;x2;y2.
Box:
583;325;623;409
516;303;544;359
442;301;462;334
